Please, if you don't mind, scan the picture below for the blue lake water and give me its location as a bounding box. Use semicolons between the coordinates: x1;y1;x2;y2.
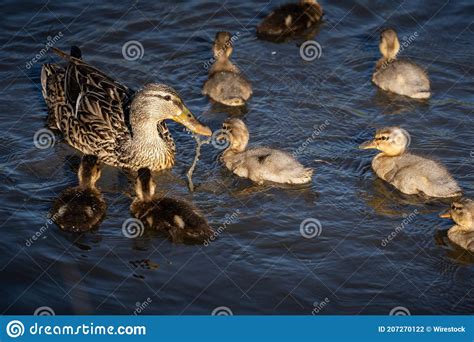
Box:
0;0;473;314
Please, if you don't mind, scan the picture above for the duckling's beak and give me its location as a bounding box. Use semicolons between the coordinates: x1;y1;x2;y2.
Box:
439;211;452;219
359;140;377;149
173;106;212;136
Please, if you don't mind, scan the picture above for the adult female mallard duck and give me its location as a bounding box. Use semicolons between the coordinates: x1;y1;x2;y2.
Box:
256;0;323;42
220;118;313;184
130;168;214;244
372;29;431;99
202;31;252;107
50;155;107;232
41;46;212;172
440;199;474;252
359;127;462;198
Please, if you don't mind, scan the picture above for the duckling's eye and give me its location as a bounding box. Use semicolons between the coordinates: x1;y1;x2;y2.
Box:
164;95;171;101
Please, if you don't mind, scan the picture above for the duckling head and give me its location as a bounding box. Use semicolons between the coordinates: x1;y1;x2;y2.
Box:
131;84;211;136
213;31;234;60
135;168;156;202
78;155;101;189
222;118;249;152
379;28;400;60
440;199;474;229
359;127;410;156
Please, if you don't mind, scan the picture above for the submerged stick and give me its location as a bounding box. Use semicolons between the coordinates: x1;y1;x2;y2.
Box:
187;135;211;192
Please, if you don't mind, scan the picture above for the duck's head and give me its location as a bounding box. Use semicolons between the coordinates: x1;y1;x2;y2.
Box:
78;155;101;189
135;168;156;202
222;118;249;152
379;28;400;60
213;31;234;60
440;199;474;229
359;127;410;156
131;84;212;136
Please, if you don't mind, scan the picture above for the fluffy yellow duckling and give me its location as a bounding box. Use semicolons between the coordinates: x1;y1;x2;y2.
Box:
220;118;313;185
202;32;252;107
50;155;107;232
130;168;213;244
360;127;461;198
440;199;474;252
372;29;431;99
257;0;323;42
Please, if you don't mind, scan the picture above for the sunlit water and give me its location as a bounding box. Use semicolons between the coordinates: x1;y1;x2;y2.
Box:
0;0;473;315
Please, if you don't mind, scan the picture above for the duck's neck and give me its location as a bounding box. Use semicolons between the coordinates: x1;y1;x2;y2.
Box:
127;114;175;170
375;57;395;71
210;57;238;75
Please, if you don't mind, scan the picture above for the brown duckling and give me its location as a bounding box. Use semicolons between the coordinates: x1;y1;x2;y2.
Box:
130;168;214;244
372;29;431;99
360;127;461;198
221;118;313;185
256;0;323;42
202;32;252;107
50;155;107;232
440;199;474;252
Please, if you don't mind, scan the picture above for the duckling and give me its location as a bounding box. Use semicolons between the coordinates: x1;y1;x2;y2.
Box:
360;127;462;198
202;32;252;107
220;118;313;185
256;0;323;42
372;29;431;99
50;155;107;232
130;168;214;244
440;199;474;252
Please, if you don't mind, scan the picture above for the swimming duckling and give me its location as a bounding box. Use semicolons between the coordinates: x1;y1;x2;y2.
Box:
50;155;107;232
220;118;313;185
256;0;323;42
360;127;461;198
130;168;213;244
372;29;431;99
440;199;474;252
202;32;252;107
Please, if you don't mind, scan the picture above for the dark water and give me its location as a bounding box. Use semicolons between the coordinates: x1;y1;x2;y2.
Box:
1;0;473;315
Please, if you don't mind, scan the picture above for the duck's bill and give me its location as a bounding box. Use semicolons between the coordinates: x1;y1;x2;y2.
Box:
439;211;452;219
172;107;212;136
359;140;377;149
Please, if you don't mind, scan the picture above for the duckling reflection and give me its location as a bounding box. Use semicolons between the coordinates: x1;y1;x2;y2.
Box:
130;168;213;244
256;0;323;42
360;127;461;198
440;199;474;252
51;155;107;232
202;32;252;107
220;118;313;185
372;29;431;99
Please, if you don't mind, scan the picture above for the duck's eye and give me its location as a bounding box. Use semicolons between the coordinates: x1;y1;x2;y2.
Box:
164;95;171;101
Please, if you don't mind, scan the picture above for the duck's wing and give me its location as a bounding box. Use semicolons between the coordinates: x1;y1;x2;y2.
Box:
50;48;133;160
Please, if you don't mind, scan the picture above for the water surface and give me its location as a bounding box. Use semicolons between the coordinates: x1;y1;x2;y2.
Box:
0;0;473;314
